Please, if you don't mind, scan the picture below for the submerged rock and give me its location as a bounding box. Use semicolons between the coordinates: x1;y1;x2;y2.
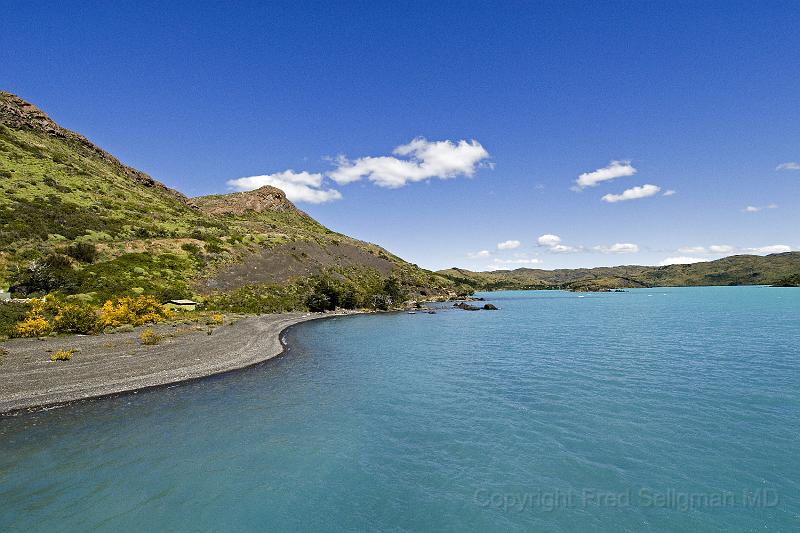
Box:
455;302;480;311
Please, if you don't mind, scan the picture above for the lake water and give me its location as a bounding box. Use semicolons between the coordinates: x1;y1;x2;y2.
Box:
1;287;799;531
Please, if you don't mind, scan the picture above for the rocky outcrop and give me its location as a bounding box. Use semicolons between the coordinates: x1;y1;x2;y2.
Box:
194;186;306;216
483;303;498;310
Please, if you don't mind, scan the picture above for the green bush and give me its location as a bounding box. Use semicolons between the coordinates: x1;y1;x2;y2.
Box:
65;242;98;263
205;283;305;314
181;242;201;255
0;302;29;337
305;292;332;312
10;254;77;296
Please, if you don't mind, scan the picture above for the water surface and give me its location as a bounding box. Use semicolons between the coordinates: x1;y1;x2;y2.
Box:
2;288;799;531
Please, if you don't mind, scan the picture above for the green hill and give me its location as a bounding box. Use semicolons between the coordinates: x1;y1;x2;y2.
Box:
0;91;463;309
439;252;800;292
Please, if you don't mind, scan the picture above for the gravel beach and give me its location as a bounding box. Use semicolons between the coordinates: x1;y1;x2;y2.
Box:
0;312;350;414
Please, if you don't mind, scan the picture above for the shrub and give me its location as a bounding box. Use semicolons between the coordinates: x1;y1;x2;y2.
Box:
0;302;29;337
51;349;75;361
100;296;174;328
158;285;193;302
204;284;305;314
207;313;224;325
53;303;99;334
371;293;390;311
15;315;52;337
139;329;161;345
10;254;76;296
181;242;201;255
65;242;98;263
204;241;224;254
382;276;406;306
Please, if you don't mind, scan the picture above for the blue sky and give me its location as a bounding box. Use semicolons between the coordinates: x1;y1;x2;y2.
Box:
2;1;798;270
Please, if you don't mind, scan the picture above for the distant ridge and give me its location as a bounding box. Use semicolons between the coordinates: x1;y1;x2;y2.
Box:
439;252;800;291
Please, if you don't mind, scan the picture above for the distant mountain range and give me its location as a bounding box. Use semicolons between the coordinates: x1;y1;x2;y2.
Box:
0;91;464;306
439;253;800;291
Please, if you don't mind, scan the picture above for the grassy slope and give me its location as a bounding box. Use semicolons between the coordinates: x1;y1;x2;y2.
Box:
440;252;800;291
0;92;459;303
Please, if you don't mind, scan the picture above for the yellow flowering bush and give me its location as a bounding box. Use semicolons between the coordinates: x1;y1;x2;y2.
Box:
15;315;53;337
53;303;99;334
99;296;174;329
51;349;75;361
14;297;57;337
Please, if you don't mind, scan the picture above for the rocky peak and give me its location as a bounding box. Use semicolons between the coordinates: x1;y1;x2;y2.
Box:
0;91;190;205
0;91;63;133
194;186;304;216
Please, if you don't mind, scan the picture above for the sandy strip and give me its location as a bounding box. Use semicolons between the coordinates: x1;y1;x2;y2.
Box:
0;312;353;414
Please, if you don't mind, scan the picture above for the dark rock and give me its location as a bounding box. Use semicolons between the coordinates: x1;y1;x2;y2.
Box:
455;302;480;311
483;303;498;310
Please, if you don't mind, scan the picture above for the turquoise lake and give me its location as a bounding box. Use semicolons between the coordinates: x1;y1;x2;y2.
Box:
1;287;799;531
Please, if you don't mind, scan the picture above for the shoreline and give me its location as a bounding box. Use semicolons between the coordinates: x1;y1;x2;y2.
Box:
0;311;360;415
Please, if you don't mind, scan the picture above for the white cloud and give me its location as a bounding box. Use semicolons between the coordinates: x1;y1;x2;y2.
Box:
536;234;579;253
663;189;676;196
328;137;490;188
537;234;562;247
468;250;491;258
676;244;776;257
659;256;710;266
574;160;636;190
678;246;707;254
709;244;734;253
497;240;521;250
595;243;639;254
601;184;661;203
226;170;342;204
776;162;800;171
549;244;579;253
743;204;778;213
746;245;792;255
492;258;543;265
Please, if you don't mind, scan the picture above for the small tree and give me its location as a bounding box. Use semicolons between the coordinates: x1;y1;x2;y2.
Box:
11;254;76;296
371;293;390;311
305;292;332;312
382;276;406;307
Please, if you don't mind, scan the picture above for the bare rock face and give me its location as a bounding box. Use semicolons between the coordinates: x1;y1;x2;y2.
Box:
0;91;190;205
194;186;305;216
0;92;62;133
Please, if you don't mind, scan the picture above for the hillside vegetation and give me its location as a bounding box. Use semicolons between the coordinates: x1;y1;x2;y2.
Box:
0;91;466;310
440;252;800;292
